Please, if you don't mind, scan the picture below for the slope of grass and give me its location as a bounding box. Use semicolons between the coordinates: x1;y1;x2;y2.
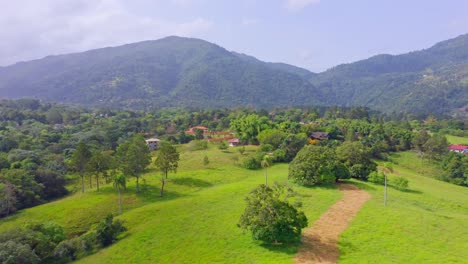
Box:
0;144;342;263
339;151;468;263
445;134;468;145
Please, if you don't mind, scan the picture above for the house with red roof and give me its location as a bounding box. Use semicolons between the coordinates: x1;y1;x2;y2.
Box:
449;144;468;154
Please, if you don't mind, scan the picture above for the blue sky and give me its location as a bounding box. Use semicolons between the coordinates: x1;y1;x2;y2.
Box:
1;0;467;71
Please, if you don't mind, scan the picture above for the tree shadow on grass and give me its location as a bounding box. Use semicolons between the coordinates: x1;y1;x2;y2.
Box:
260;241;300;255
391;187;423;194
299;183;338;190
345;180;376;191
171;177;213;188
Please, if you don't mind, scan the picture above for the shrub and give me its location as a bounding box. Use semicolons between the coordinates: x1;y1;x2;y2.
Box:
0;241;40;264
218;141;228;150
368;171;385;185
392;177;409;191
241;156;261;170
259;144;274;152
189;140;208;151
95;214;127;247
272;148;286;162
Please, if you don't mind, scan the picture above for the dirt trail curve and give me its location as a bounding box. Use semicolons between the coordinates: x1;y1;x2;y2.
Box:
295;184;371;264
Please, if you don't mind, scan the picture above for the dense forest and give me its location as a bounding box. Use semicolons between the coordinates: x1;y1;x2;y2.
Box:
0;98;465;217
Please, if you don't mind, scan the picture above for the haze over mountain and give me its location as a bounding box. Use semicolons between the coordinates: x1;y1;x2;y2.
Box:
0;34;467;115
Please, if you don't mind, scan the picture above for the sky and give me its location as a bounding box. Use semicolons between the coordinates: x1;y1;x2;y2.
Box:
1;0;467;72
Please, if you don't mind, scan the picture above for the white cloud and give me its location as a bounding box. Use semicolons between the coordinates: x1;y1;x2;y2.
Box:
0;0;214;66
285;0;320;11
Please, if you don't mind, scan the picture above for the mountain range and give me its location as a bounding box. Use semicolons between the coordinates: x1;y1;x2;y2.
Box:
0;34;467;116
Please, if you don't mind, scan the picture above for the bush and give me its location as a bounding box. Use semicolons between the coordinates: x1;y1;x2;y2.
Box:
259;144;274;152
272;148;286;162
218;141;228;150
238;184;307;244
368;171;385;185
241;156;261;170
0;241;40;264
392;177;409;191
95;214;127;247
188;140;208;151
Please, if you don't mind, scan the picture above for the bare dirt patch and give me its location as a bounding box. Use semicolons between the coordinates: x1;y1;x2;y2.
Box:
295;184;371;264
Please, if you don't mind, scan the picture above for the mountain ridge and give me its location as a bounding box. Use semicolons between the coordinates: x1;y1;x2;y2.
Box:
0;34;467;115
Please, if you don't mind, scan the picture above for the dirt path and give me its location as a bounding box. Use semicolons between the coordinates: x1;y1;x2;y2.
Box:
295;184;371;264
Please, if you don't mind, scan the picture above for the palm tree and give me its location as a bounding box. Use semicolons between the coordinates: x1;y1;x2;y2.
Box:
261;155;272;186
381;163;394;206
113;174;126;215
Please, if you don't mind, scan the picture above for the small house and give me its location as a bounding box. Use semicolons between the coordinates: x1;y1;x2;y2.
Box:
449;144;468;154
228;138;240;147
145;138;161;151
185;126;209;134
310;132;329;141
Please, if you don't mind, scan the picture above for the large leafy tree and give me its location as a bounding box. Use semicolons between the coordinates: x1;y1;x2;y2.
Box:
116;135;151;193
336;141;376;180
154;143;180;179
238;183;307;244
70;142;92;193
230;114;271;144
289;145;338;185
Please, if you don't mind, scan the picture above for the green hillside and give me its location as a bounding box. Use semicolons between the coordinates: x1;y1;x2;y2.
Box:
0;37;321;110
1;34;467;115
311;34;468;115
0;145;466;263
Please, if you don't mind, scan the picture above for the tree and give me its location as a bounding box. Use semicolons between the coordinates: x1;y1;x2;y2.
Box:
70;142;92;193
279;133;308;162
155;143;180;179
261;155;272;185
381;163;394;206
117;135;151;192
230;114;271;144
412;130;430;161
194;128;204;140
423;134;449;161
0;183;17;217
336;141;376;180
238;183;307;244
289;145;337;185
113;174;126;215
87;151;112;191
160;177;166;198
257;129;286;149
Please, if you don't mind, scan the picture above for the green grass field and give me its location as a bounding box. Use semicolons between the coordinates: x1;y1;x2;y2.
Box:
1;146;467;263
339;151;468;263
445;134;468;145
0;145;342;263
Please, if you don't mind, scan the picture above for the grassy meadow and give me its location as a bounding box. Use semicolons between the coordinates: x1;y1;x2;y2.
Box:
0;145;467;263
0;144;342;263
446;134;468;145
340;151;468;263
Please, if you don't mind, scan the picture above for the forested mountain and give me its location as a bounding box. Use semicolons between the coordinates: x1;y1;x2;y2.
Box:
0;37;321;110
0;34;467;115
311;33;468;115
